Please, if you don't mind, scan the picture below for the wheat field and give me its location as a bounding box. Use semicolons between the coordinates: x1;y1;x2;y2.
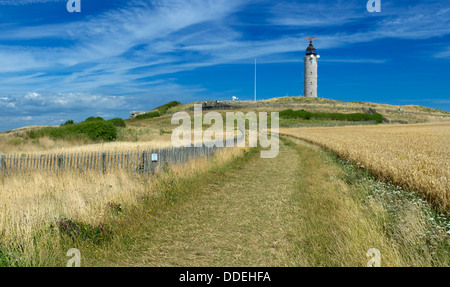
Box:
280;122;450;211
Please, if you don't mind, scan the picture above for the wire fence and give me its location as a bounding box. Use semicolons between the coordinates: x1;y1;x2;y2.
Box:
0;129;245;177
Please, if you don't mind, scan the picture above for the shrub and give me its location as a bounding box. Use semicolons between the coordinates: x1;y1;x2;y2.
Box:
279;109;312;120
135;111;161;120
34;120;117;141
279;109;383;123
107;118;126;127
84;116;104;123
61;120;74;126
310;112;383;123
74;121;117;141
27;130;38;139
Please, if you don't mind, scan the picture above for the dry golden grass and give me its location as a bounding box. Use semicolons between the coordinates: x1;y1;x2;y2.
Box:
0;146;242;266
0;129;174;155
280;122;450;211
0;128;240;156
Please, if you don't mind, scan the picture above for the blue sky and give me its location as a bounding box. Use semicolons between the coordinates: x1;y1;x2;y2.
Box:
0;0;449;131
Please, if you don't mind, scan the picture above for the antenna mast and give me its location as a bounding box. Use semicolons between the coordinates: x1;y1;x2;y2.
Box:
254;58;256;102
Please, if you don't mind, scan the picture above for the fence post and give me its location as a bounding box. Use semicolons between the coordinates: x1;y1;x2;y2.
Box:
57;155;64;172
1;155;5;180
101;152;107;174
142;151;147;173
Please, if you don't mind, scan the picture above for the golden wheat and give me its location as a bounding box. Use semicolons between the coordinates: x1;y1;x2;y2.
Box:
280;122;450;211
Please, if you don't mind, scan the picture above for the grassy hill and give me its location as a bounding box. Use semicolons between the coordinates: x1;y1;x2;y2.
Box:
1;97;450;154
125;96;450;129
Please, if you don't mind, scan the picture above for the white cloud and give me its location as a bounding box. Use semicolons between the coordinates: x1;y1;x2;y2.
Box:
0;0;449;131
24;92;41;100
0;0;448;86
435;47;450;59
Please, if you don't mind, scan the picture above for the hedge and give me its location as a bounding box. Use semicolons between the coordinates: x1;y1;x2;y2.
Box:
279;109;383;123
134;111;161;120
107;118;126;127
32;120;117;141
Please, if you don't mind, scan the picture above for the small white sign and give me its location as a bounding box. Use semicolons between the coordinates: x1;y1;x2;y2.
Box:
152;153;158;162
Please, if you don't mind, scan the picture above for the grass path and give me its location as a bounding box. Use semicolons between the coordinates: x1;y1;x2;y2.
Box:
106;141;306;266
100;138;448;267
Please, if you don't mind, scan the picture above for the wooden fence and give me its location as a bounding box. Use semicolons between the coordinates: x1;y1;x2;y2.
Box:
0;145;221;177
0;129;245;177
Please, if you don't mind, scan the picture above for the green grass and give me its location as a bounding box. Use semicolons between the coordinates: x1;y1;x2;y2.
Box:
154;101;181;114
107;118;126;128
131;101;181;121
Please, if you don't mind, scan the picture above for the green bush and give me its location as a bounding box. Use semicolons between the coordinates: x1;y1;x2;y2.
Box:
310;112;383;123
135;111;161;120
61;120;74;126
279;109;383;123
84;116;104;123
35;120;117;141
27;130;38;139
279;109;312;120
76;121;117;141
107;118;126;127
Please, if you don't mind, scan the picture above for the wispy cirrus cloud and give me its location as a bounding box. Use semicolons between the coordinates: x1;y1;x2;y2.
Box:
1;0;448;85
435;46;450;59
0;0;449;131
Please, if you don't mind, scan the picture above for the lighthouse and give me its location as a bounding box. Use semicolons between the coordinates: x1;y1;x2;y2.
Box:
304;38;319;98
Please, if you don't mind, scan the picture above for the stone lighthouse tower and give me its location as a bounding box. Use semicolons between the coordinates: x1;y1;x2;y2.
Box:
304;38;319;98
